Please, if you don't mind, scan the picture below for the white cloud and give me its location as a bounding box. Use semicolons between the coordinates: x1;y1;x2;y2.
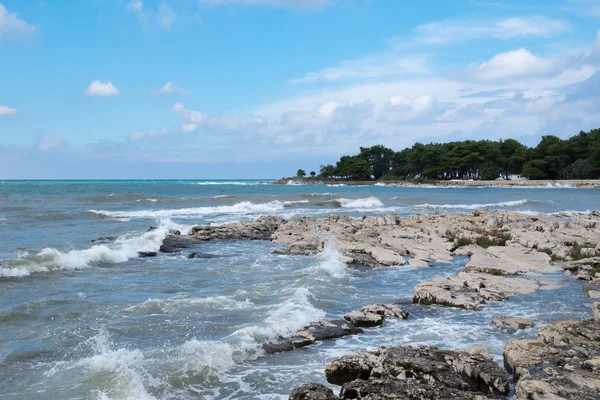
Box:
38;136;61;151
293;54;430;83
84;81;120;97
0;105;18;116
402;16;568;46
471;48;556;81
150;81;191;96
129;129;169;141
200;0;330;11
379;95;448;123
127;0;143;12
157;3;176;29
0;3;36;39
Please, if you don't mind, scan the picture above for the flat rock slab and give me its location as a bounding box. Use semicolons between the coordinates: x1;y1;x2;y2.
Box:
413;272;539;309
263;320;363;355
311;345;508;399
466;246;556;275
491;316;534;332
504;318;600;400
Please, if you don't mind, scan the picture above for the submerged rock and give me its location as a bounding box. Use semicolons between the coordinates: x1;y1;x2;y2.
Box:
138;251;157;258
187;252;219;259
504;317;600;399
159;236;199;253
491;316;534;332
318;345;508;399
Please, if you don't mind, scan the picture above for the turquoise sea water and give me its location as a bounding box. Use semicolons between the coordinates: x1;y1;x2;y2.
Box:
0;180;597;399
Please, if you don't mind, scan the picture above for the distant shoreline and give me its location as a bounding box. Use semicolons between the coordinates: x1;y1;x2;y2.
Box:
271;178;600;188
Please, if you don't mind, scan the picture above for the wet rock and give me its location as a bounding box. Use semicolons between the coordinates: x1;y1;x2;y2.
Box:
360;303;408;319
138;251;157;258
323;345;508;397
343;311;384;327
160;236;198;253
295;319;363;342
504;318;600;399
345;252;381;268
147;226;158;232
491;316;534;332
91;236;116;244
289;383;339;400
187;252;220;259
190;216;287;241
169;229;181;236
594;302;600;321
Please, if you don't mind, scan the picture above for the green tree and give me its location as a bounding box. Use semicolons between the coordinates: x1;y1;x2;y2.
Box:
310;171;316;177
521;160;548;180
319;164;336;178
296;169;306;178
359;145;395;179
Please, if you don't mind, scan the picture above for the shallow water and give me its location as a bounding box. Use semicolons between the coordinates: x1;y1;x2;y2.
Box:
0;180;597;399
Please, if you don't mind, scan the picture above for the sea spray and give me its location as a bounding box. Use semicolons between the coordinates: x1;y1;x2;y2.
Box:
0;219;186;278
312;239;348;279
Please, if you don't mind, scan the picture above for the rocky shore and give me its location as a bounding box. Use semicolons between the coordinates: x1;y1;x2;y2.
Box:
160;209;599;399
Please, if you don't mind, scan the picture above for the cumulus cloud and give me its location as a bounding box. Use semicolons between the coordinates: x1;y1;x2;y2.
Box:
0;105;18;116
0;3;36;39
379;95;448;123
470;48;557;82
150;81;191;96
171;100;373;145
84;81;120;97
200;0;330;11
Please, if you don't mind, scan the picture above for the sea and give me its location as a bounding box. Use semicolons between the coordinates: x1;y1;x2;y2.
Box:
0;180;598;400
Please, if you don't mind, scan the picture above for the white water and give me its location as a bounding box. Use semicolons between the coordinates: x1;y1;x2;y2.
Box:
337;197;384;208
414;199;530;210
89;201;287;220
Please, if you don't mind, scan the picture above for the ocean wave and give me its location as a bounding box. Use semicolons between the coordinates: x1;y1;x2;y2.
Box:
122;295;254;315
89;201;289;220
0;220;186;278
413;199;530;210
311;240;348;279
337;197;384;208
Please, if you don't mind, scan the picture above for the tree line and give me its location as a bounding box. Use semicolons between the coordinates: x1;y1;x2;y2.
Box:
308;129;600;181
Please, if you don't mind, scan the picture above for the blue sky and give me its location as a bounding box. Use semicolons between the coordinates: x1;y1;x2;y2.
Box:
1;0;600;179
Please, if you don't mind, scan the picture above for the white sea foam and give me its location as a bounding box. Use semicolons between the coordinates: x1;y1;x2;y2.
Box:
228;287;326;347
46;328;157;400
374;182;386;186
89;201;287;219
338;197;384;208
312;240;348;279
414;199;530;210
123;295;254;315
0;219;184;278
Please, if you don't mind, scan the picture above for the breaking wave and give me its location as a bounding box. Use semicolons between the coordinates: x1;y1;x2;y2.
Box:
413;199;530;210
89;201;288;220
0;220;185;278
337;197;384;208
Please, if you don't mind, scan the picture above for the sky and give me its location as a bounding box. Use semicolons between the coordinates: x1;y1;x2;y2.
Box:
1;0;600;179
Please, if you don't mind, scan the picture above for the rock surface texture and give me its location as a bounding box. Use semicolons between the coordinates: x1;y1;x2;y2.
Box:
491;316;535;332
503;316;600;400
290;345;509;400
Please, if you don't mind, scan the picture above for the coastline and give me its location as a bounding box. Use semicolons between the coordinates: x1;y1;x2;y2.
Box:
272;177;600;188
175;209;600;399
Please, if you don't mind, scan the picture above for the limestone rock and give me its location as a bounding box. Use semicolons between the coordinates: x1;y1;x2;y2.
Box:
324;345;508;397
343;311;384;327
491;316;534;332
504;319;600;400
